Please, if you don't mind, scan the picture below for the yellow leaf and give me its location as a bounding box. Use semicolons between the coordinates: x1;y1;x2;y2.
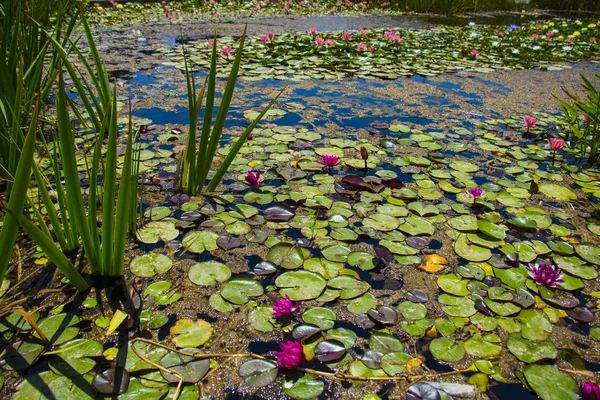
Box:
106;310;128;336
426;325;438;337
406;358;423;374
34;257;48;265
419;254;447;273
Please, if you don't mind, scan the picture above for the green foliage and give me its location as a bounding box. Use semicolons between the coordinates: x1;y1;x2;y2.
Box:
0;0;78;194
178;28;283;194
555;73;600;164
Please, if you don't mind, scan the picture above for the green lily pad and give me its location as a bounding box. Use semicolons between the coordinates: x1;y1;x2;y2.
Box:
462;335;501;358
538;183;577;202
397;301;428;320
182;230;219;253
267;243;306;269
249;306;277;332
276;271;327;301
347;252;376;270
398;216;435;236
507;334;557;363
369;332;404;354
189;261;232;286
575;243;600;265
430;337;465;362
282;372;324;400
363;213;400;231
523;364;579;400
144;281;182;305
454;240;492;262
380;352;411;376
437;274;470;296
439;294;477;318
136;221;179;244
519;309;552;341
302;307;336;330
220;277;264;305
327;275;370;300
321;244;351;263
130;253;173;277
48;339;103;377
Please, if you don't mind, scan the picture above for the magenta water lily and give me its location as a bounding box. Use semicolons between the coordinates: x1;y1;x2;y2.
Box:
245;171;262;187
528;263;563;287
581;382;600;400
272;294;299;318
467;187;484;199
318;154;340;168
274;340;304;369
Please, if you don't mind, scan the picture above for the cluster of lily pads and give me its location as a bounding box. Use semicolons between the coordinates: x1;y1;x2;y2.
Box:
88;107;600;398
159;19;599;81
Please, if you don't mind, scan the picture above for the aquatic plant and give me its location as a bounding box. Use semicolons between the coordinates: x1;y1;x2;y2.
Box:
0;0;78;195
466;187;484;199
318;155;341;169
274;340;304;369
245;171;262;187
360;146;369;169
523;116;537;130
178;27;282;195
272;295;299;318
555;73;600;164
581;382;600;400
548;137;565;166
528;263;563;287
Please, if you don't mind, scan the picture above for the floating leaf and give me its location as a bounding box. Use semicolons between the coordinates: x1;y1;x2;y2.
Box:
159;348;210;383
507;334;557;363
239;359;278;387
429;338;465;362
315;340;346;363
523;364;579;400
276;271;327;301
130;253;173;277
220;277;264;305
189;261;231;286
170;319;213;347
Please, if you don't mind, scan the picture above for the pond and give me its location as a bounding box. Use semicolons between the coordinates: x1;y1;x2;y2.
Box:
2;5;600;400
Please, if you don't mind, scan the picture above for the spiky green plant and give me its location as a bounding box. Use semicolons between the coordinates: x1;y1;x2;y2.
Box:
179;28;283;194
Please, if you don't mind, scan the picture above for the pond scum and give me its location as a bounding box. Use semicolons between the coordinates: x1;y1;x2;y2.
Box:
1;0;600;399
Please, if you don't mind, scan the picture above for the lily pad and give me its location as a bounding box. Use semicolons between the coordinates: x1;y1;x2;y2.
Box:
276;271;327;301
170;319;213;348
189;261;232;286
130;253;173;277
220;277;264;305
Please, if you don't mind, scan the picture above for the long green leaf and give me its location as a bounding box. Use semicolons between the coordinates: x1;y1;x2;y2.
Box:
0;98;39;282
206;87;285;192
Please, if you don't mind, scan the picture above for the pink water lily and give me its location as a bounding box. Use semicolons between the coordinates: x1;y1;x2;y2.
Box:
548;138;565;150
325;38;334;46
272;295;299;318
318;155;340;168
315;37;326;46
309;27;318;35
528;263;563;287
357;43;367;51
523;116;537;130
274;340;304;369
581;381;600;400
470;50;480;58
466;187;484;199
360;28;367;35
342;32;352;40
245;171;261;187
220;47;232;56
